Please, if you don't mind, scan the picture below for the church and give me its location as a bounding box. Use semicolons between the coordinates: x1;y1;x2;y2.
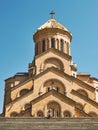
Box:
2;12;98;118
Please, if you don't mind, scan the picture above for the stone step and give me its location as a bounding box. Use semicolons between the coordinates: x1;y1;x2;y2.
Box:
0;117;98;130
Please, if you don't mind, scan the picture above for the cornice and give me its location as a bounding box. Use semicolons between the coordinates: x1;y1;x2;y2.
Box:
35;48;72;61
33;28;72;42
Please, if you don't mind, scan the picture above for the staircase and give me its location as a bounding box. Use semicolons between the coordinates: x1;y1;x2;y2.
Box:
0;117;98;130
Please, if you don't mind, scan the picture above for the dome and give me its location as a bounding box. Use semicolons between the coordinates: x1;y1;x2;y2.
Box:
37;18;72;35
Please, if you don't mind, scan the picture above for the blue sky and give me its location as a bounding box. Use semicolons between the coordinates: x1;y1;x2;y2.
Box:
0;0;98;113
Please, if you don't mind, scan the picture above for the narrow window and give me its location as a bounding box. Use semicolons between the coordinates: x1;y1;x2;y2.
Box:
51;38;55;48
47;87;50;92
42;40;45;52
56;87;59;92
60;39;63;51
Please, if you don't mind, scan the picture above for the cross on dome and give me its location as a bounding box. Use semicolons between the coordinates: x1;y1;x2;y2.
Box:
50;11;55;19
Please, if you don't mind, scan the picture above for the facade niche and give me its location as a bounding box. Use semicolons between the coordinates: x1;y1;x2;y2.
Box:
63;110;71;117
37;110;44;117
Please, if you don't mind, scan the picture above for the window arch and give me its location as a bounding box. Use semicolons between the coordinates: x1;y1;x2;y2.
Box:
63;110;71;117
51;38;55;48
37;110;44;117
44;79;66;95
44;57;64;71
77;89;88;97
42;40;45;52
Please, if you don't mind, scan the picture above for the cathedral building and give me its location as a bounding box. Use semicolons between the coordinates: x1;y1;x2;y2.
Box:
3;13;98;118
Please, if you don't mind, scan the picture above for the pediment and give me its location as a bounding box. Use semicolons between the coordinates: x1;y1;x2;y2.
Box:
31;89;76;106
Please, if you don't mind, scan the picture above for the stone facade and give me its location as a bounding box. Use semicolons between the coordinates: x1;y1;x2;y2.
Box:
2;16;98;118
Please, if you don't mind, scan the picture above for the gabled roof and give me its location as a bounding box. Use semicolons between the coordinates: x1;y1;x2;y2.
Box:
31;89;76;106
33;67;95;92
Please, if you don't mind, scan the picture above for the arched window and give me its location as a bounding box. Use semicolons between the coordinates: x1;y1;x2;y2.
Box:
20;89;30;96
47;101;61;117
35;43;38;55
44;79;65;95
42;40;45;52
60;39;64;51
37;110;44;117
51;38;55;48
63;110;71;117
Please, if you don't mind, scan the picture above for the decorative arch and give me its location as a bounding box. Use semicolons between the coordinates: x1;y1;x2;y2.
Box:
77;89;88;97
10;111;18;117
44;79;66;94
63;110;72;117
37;110;44;117
75;102;84;110
44;57;64;71
88;112;98;117
47;101;61;117
20;89;30;96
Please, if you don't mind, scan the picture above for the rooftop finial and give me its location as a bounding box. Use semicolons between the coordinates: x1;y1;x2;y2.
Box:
50;11;55;19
